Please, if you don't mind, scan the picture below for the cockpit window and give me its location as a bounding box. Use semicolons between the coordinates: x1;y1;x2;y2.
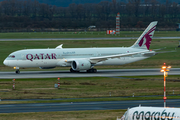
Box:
8;55;15;58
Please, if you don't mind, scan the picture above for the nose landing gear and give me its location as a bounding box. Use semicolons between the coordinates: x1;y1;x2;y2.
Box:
14;67;20;74
16;69;20;74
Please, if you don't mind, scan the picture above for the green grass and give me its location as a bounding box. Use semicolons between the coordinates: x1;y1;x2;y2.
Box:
0;76;180;103
0;31;179;39
0;76;179;119
0;109;126;120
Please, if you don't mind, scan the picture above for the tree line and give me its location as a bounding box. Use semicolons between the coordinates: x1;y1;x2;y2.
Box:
0;0;179;30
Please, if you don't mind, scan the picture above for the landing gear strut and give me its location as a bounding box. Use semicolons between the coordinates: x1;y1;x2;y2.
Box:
87;68;97;73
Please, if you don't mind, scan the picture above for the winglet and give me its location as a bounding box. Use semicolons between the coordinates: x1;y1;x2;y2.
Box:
131;21;158;50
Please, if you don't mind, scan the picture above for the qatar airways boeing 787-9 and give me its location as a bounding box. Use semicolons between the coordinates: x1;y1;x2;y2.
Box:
3;21;158;74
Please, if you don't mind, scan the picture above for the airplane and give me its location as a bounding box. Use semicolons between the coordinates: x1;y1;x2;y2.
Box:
3;21;158;74
119;106;180;120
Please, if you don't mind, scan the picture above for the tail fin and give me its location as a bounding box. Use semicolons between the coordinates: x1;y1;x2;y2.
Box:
131;21;158;50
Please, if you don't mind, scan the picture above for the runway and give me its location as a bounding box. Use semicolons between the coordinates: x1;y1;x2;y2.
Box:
0;37;180;41
1;99;180;113
0;68;180;79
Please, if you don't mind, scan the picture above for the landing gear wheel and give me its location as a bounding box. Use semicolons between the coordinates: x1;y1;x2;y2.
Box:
70;68;74;73
87;69;91;73
87;68;97;73
93;69;97;73
16;70;20;74
70;68;79;73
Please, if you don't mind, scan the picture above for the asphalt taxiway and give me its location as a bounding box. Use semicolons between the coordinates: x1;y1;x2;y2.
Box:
1;99;180;113
0;68;180;79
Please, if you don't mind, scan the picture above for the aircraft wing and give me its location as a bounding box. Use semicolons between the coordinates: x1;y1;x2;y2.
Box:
89;50;150;64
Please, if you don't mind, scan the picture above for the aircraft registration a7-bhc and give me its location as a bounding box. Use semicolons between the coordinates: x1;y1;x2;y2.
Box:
4;21;158;74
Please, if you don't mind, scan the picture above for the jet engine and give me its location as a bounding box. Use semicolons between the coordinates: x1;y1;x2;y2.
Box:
71;60;91;71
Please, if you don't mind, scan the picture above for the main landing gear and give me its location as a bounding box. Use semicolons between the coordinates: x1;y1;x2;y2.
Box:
87;68;97;73
70;68;97;73
70;68;79;73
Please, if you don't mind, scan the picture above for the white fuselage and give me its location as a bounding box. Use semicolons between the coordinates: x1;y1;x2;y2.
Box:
3;47;154;68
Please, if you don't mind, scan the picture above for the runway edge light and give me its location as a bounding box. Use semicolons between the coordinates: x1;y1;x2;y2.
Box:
58;78;60;89
12;79;15;90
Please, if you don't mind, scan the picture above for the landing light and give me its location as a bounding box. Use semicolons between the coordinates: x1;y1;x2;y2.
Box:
13;67;19;70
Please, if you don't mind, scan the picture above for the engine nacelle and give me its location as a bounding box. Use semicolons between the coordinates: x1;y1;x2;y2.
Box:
71;60;91;71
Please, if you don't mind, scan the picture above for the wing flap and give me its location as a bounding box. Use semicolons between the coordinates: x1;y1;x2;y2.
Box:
90;50;149;64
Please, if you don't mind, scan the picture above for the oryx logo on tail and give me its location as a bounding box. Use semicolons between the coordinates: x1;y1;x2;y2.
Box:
131;21;158;50
138;25;156;50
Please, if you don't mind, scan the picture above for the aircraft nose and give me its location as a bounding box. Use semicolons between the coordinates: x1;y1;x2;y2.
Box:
3;59;9;66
